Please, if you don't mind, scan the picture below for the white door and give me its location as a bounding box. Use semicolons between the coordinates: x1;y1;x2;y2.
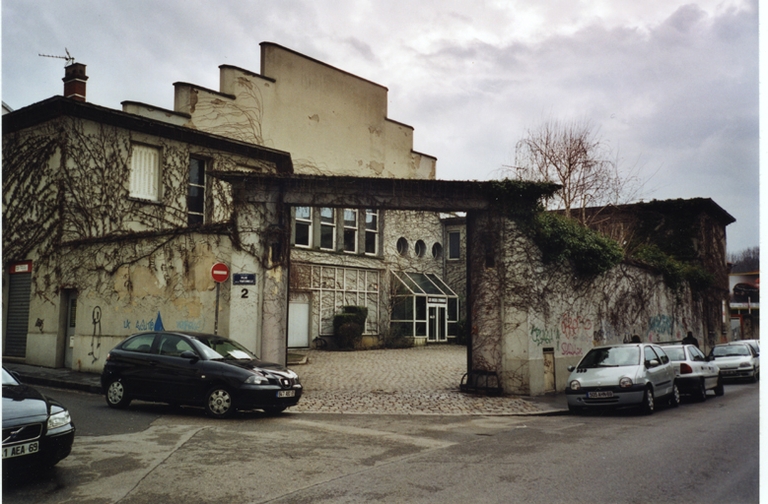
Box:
65;294;77;369
288;302;310;348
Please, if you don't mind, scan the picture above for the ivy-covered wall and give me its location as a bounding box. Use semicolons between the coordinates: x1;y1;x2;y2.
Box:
469;210;720;396
2;111;283;370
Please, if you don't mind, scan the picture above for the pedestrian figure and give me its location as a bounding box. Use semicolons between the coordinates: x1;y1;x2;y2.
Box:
630;335;641;343
682;331;699;348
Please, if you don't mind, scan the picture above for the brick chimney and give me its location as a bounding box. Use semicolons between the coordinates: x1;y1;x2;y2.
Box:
63;63;88;101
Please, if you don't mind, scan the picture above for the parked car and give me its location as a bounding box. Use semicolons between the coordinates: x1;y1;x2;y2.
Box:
101;331;302;418
2;367;76;469
708;342;759;382
739;339;760;355
660;343;723;400
565;343;679;414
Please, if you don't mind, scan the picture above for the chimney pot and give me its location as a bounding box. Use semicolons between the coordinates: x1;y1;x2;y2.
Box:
63;63;88;102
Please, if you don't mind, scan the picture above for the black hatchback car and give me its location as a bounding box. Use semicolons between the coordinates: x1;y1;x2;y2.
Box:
101;331;302;418
2;367;76;469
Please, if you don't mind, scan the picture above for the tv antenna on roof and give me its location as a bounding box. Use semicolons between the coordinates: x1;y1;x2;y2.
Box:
38;48;75;66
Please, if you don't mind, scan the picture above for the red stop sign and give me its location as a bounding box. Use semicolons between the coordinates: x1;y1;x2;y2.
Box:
211;262;230;283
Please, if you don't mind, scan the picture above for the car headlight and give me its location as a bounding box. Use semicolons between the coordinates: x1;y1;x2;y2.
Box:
245;374;269;385
620;377;633;388
569;380;581;391
739;362;752;368
47;410;71;430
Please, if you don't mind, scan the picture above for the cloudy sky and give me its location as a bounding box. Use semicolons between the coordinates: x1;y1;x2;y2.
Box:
2;0;759;253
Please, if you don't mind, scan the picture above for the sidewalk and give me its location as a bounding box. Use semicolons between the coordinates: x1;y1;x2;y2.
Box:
4;347;568;416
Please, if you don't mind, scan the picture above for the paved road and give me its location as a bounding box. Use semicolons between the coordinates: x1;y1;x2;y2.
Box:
3;380;758;503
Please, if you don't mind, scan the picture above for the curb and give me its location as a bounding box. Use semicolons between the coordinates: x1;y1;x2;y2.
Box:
13;373;102;395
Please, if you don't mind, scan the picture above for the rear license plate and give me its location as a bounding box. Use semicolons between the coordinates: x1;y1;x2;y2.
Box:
277;390;295;398
2;441;39;459
587;391;614;398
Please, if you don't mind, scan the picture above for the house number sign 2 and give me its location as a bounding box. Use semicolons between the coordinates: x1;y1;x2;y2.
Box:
233;273;256;299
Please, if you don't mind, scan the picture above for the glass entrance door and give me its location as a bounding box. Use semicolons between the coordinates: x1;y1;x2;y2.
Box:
428;305;447;342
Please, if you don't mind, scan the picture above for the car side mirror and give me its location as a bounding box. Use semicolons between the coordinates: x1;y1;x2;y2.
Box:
567;365;575;372
645;359;659;368
180;350;199;361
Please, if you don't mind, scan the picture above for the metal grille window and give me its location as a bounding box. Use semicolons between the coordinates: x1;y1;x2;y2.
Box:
365;209;379;255
291;263;380;336
343;209;358;253
129;144;161;201
320;208;336;250
188;157;205;226
294;207;312;247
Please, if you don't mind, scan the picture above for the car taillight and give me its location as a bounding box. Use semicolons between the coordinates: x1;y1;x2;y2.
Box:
680;363;693;374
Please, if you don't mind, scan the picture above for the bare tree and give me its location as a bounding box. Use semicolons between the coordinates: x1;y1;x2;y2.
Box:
505;118;641;224
728;246;759;273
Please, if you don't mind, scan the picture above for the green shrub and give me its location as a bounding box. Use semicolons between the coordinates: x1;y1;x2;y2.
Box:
332;306;368;349
531;212;624;276
633;244;714;291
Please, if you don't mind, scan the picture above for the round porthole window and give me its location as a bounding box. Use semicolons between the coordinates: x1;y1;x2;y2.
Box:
432;242;443;259
415;240;426;257
396;237;409;256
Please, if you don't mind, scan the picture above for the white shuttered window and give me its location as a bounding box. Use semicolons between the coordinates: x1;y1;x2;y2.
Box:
129;145;161;201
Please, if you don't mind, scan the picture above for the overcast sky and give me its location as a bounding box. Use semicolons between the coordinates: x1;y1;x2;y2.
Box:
1;0;760;253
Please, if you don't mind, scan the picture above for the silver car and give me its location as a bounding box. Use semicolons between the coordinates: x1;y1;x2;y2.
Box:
708;342;760;382
565;344;679;414
662;344;723;400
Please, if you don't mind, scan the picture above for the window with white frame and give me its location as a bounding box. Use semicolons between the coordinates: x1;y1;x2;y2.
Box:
365;209;379;255
294;207;312;247
343;209;358;253
320;208;335;250
188;157;206;226
129;144;161;201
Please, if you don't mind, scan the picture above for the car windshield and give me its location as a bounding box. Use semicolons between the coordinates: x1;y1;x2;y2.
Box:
578;347;640;368
664;347;686;361
2;368;20;386
712;345;750;357
195;337;258;360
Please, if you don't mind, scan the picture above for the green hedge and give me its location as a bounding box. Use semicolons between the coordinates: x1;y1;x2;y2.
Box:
333;306;368;349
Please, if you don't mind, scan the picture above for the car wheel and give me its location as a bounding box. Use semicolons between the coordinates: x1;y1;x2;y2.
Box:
694;379;707;402
669;382;680;408
262;406;287;415
105;379;132;409
752;370;759;383
205;386;235;419
640;386;654;415
714;376;725;397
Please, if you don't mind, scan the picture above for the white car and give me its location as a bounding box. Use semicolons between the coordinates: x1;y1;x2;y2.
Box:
661;343;723;400
565;344;679;414
708;342;759;382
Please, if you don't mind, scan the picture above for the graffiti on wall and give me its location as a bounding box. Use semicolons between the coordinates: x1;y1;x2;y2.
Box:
530;324;558;346
530;311;595;357
123;311;203;333
88;306;102;364
646;314;674;342
123;311;166;332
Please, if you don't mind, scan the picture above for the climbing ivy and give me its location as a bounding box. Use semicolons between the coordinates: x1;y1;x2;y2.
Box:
530;212;624;276
632;244;714;292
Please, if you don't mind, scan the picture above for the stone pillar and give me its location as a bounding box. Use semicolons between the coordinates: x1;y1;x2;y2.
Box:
232;182;290;365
